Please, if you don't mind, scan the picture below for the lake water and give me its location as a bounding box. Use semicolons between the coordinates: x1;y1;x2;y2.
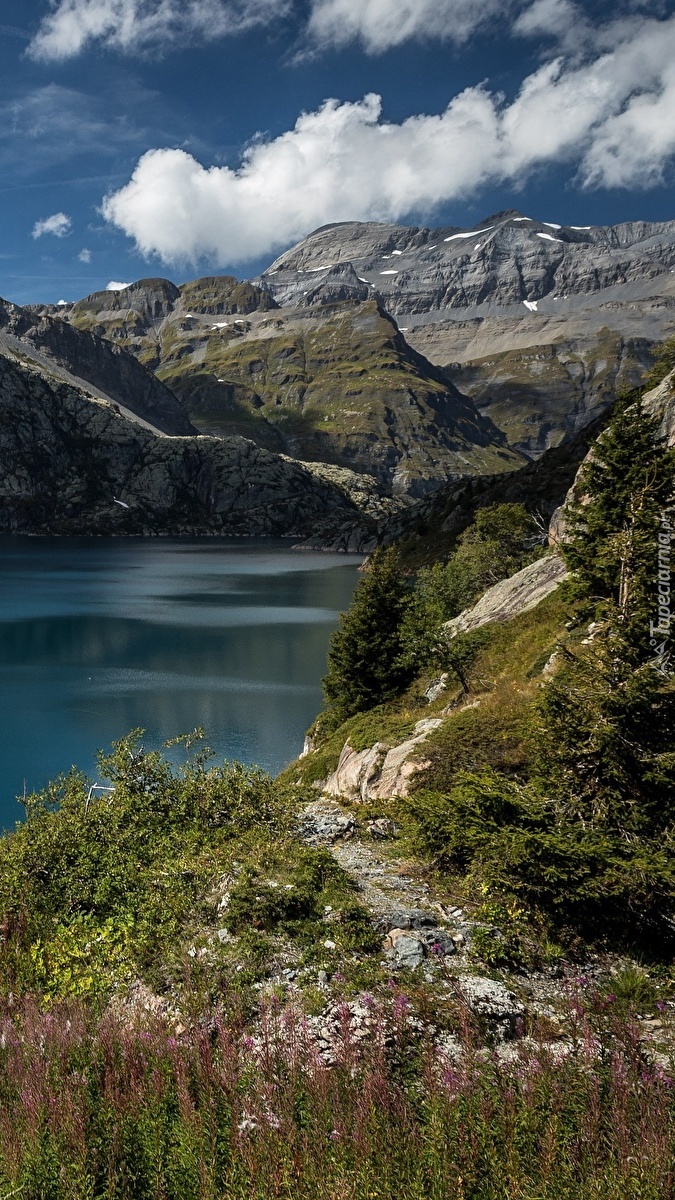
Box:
0;538;362;830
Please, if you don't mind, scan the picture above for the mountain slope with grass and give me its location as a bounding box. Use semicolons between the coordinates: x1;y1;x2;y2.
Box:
51;283;523;496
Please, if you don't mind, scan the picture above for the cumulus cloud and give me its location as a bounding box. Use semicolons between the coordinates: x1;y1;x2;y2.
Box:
106;280;132;290
78;248;92;263
101;14;675;266
32;212;72;239
305;0;514;52
28;0;290;61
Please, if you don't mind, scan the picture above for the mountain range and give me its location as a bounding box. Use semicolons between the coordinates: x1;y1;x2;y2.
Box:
2;211;674;541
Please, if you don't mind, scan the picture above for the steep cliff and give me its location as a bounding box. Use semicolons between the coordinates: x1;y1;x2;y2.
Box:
0;297;195;437
0;344;394;545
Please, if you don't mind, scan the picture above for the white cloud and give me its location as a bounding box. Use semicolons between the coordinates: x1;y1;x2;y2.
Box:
106;280;132;290
28;0;291;61
78;248;92;263
102;13;675;266
32;212;72;239
305;0;514;52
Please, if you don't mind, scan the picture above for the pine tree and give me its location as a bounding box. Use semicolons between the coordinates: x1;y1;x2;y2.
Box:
563;397;675;650
537;399;675;838
323;548;413;724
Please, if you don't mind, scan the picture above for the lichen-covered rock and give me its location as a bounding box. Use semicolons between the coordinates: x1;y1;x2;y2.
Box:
457;976;525;1039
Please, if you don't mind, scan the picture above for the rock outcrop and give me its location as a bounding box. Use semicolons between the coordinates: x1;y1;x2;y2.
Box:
38;213;675;491
323;718;444;802
446;554;569;637
0;298;195;436
264;213;675;330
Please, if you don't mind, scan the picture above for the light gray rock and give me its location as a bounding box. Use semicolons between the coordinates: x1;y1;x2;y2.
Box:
457;975;525;1038
386;931;426;970
445;554;568;638
298;801;356;844
424;674;449;703
323;718;444;802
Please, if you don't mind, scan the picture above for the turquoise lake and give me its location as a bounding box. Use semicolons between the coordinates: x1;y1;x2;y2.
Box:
0;538;362;830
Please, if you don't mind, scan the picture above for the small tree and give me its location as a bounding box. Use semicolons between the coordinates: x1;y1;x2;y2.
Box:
323;548;413;724
400;503;541;671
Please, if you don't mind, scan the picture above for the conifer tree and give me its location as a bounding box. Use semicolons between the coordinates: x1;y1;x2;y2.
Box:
323;548;413;723
563;397;675;649
538;398;675;837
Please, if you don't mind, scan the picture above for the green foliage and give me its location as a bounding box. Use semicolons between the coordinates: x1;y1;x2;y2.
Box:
0;731;318;997
563;397;675;630
29;914;135;1001
646;334;675;391
323;548;414;724
400;504;542;674
606;964;658;1013
403;403;675;943
533;638;675;838
224;847;378;954
1;993;674;1200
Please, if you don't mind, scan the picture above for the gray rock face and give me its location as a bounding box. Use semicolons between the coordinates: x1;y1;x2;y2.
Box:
549;368;675;544
0;348;388;542
0;298;195;437
264;212;675;324
446;554;569;637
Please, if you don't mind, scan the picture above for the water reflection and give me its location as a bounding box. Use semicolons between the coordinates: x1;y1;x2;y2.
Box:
0;538;361;827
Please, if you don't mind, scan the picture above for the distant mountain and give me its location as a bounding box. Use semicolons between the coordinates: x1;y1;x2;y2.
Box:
55;280;523;497
263;211;675;325
261;212;674;453
36;212;675;502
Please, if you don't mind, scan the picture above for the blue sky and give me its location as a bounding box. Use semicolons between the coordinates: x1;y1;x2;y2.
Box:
1;0;674;305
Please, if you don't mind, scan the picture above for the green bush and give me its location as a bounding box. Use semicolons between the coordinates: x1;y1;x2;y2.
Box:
400;504;542;673
0;731;364;997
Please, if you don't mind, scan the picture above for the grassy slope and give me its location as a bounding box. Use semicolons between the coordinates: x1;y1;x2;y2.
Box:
284;584;568;804
69;284;524;488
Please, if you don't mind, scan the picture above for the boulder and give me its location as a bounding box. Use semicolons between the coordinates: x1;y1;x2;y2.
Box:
323;719;444;802
457;975;525;1039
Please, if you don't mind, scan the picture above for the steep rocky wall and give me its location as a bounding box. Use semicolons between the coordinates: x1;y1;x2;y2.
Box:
0;350;387;545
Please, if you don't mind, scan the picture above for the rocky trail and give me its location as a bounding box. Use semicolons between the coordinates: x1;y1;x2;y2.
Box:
298;797;528;1040
297;797;675;1061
